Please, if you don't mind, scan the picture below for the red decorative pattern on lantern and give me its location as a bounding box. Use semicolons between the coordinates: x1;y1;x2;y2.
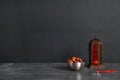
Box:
92;44;99;65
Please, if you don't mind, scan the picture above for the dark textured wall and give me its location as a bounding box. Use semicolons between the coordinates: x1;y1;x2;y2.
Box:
0;0;120;62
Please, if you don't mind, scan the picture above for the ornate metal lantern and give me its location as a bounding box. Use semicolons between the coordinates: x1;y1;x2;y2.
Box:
89;37;104;69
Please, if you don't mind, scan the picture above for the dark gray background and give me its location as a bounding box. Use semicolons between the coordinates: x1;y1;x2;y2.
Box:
0;0;120;63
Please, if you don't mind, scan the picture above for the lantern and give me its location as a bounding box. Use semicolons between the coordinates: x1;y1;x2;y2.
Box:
89;37;104;69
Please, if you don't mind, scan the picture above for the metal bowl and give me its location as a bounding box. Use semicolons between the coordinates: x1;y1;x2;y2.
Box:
68;62;85;71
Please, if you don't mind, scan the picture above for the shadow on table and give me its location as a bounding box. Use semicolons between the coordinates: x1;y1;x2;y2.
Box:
52;65;71;71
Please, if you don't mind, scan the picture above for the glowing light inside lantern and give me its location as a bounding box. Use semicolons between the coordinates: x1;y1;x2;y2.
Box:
92;44;99;65
94;60;98;65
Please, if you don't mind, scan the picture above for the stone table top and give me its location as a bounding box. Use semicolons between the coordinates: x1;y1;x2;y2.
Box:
0;63;119;80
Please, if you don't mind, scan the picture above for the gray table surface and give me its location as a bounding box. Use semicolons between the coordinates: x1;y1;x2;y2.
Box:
0;63;119;80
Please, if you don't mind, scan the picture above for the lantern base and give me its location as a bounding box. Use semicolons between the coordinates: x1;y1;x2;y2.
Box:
90;64;105;69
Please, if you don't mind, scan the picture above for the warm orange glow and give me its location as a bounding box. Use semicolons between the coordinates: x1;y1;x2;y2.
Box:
94;60;98;65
